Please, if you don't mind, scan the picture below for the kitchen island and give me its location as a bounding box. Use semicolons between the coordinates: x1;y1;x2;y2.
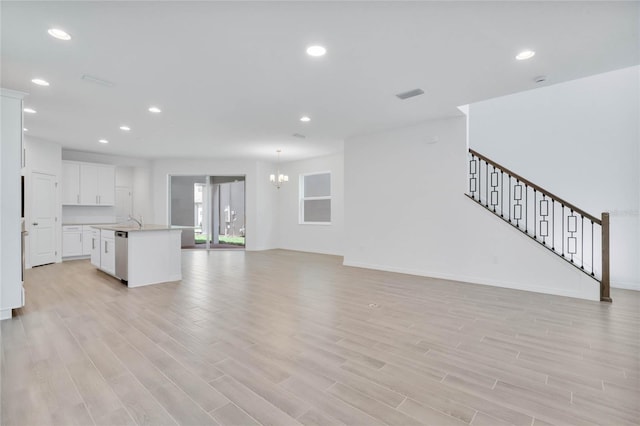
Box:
90;225;182;288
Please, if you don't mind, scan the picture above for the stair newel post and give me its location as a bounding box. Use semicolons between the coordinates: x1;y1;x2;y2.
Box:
601;212;612;302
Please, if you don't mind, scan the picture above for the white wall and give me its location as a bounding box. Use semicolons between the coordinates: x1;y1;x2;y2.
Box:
151;158;278;251
469;66;640;290
344;117;600;301
24;137;62;266
277;152;344;255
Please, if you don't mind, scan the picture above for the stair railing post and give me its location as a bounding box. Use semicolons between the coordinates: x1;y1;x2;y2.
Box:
601;212;612;302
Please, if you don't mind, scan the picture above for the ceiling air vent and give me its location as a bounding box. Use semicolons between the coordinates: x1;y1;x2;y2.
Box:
292;133;306;139
81;74;114;87
396;88;424;100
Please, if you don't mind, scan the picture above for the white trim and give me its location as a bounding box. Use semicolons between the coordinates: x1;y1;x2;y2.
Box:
611;281;640;291
0;308;13;320
341;260;600;301
299;171;332;224
1;88;27;99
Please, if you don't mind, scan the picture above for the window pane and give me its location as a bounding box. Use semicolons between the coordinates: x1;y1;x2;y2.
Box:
303;199;331;223
304;173;330;197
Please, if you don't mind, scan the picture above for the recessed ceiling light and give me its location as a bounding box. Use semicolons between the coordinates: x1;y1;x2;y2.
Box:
48;28;71;41
119;125;131;131
148;106;161;113
306;45;326;57
23;128;28;132
516;50;535;60
23;108;37;114
300;116;311;122
31;78;50;86
98;139;109;144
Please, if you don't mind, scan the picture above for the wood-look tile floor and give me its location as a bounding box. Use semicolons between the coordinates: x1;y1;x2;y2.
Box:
2;250;639;426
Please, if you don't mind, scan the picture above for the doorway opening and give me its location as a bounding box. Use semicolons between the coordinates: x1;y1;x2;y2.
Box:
169;175;246;250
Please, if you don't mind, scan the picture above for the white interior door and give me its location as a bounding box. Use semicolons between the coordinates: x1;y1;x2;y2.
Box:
115;186;132;222
31;172;57;266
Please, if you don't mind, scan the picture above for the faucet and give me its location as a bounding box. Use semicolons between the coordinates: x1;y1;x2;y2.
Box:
128;215;143;229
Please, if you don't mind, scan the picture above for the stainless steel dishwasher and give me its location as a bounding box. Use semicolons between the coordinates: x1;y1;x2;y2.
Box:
115;231;128;282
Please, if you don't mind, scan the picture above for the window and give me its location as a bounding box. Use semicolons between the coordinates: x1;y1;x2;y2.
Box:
300;172;331;224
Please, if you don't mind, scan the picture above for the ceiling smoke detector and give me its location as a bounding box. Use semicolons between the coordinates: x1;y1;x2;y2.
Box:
396;88;424;100
82;74;114;87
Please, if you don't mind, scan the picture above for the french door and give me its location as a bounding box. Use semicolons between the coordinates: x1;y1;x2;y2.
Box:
169;175;245;250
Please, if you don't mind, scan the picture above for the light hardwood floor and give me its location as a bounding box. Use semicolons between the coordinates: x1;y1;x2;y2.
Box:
2;250;639;426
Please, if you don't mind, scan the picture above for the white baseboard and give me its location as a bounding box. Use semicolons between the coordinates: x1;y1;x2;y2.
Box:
612;281;640;291
62;255;90;261
0;308;13;320
342;260;600;301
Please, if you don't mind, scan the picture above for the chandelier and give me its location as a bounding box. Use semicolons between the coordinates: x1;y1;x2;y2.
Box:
269;149;289;189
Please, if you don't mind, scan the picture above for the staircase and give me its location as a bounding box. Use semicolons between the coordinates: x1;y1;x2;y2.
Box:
466;149;611;302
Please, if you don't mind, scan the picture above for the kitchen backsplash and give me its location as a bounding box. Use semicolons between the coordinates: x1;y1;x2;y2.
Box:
62;205;117;225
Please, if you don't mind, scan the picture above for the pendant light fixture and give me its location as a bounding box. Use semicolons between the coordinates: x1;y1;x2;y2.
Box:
269;149;289;189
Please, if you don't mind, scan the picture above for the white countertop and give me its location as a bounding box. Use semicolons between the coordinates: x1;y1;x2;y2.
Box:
62;222;116;226
90;224;179;232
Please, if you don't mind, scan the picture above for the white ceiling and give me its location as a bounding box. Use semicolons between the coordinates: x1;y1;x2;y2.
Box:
2;1;638;161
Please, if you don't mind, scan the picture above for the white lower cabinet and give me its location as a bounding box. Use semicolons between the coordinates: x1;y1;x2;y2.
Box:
82;228;93;256
100;230;116;275
90;229;101;267
62;226;83;257
63;225;99;258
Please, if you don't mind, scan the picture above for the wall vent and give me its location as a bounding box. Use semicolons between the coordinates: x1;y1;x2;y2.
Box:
81;74;114;87
396;88;424;100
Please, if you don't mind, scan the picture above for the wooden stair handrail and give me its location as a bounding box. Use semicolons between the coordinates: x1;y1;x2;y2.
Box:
469;149;601;224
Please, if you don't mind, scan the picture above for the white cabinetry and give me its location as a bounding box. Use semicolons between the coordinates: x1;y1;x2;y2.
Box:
100;229;115;275
97;166;115;205
1;89;26;320
61;162;80;205
62;225;97;258
62;225;83;257
90;226;182;287
62;161;115;206
82;227;93;256
90;229;101;267
79;164;98;205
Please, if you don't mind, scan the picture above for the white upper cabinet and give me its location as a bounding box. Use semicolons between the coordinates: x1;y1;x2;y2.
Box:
79;163;99;205
97;165;115;205
62;161;115;206
61;162;80;205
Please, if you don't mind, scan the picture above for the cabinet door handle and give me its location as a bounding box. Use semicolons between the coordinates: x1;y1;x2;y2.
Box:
32;222;38;226
80;233;82;243
92;238;95;250
77;194;80;204
105;241;108;254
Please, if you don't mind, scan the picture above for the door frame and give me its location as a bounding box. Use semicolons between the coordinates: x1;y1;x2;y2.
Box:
27;171;59;268
168;174;246;251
